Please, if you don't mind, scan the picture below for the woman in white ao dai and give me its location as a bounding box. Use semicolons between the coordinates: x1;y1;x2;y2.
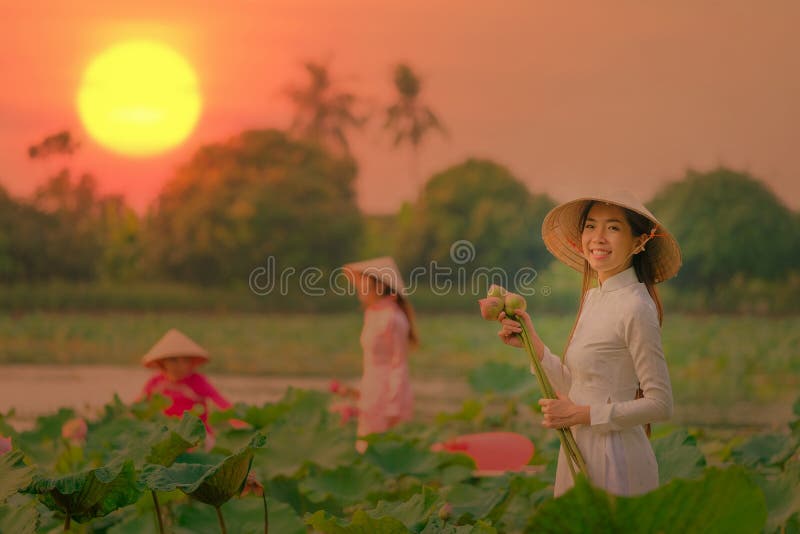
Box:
499;191;682;497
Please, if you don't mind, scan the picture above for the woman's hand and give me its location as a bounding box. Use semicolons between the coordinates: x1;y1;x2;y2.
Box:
538;392;590;429
497;309;524;348
497;309;536;350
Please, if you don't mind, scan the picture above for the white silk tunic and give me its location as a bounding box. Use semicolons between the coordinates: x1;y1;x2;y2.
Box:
533;266;673;497
357;298;413;436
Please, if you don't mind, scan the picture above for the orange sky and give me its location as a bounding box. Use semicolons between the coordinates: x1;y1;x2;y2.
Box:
1;0;798;213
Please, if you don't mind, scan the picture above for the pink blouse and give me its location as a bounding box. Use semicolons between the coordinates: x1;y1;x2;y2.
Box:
142;372;231;426
357;299;413;436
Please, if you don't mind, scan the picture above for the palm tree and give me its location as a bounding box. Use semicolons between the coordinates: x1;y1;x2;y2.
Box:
285;61;367;155
384;63;448;194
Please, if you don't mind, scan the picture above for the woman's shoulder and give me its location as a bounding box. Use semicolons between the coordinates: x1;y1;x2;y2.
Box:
619;284;659;319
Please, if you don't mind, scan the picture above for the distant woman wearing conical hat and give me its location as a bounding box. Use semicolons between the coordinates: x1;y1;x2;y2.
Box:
498;191;681;497
140;328;233;430
343;257;419;452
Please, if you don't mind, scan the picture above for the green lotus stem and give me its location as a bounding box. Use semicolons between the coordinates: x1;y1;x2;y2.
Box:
151;490;165;534
262;493;269;534
64;511;70;531
511;313;589;479
216;505;228;534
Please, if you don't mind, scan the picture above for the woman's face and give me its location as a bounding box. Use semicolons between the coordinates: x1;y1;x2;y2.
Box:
581;203;646;283
160;357;195;381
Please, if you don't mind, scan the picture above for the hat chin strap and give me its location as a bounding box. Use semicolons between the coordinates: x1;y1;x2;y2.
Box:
622;225;660;265
633;225;665;254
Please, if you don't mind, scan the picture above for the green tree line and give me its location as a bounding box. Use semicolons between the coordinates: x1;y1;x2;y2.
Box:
1;62;798;312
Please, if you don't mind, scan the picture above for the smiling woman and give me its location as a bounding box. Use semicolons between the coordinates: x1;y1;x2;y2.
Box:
76;40;202;157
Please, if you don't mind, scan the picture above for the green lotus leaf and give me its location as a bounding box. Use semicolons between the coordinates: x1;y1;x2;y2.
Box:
651;430;707;483
468;362;533;396
136;413;206;467
434;399;485;426
306;509;410;533
366;486;442;531
491;474;551;532
420;517;498;534
24;459;141;524
0;450;35;503
147;415;206;465
0;495;39;534
363;436;447;478
527;466;766;533
438;462;476;485
130;394;172;421
750;461;800;533
10;408;75;467
208;401;291;429
277;388;332;425
731;432;798;468
444;483;508;523
299;464;384;507
259;419;357;478
142;433;266;507
82;419;153;466
172;496;305;534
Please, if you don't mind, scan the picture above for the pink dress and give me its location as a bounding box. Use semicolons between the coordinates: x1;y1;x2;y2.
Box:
142;372;232;428
357;299;414;436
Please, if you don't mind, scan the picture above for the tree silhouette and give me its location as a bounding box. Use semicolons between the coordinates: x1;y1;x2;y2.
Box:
28;130;79;159
648;167;798;288
285;61;367;155
384;63;447;194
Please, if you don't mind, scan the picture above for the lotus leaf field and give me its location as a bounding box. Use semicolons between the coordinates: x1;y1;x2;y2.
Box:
1;361;799;533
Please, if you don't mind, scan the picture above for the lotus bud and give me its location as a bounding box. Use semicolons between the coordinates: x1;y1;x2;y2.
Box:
487;284;507;299
61;417;88;444
438;503;453;521
0;435;11;456
329;379;342;394
240;471;264;497
504;292;527;315
478;297;505;321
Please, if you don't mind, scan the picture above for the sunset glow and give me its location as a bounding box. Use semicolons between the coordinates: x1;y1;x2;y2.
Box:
77;40;201;157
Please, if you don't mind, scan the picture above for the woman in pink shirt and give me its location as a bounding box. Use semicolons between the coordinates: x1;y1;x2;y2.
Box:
140;328;232;428
343;257;419;450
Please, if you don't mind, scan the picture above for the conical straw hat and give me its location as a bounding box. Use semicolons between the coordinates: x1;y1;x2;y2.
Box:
141;328;210;368
541;190;682;284
342;256;407;294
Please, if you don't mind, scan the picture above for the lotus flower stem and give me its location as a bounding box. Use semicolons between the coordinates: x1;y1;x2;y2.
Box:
262;493;269;534
216;505;228;534
151;490;165;534
510;312;589;479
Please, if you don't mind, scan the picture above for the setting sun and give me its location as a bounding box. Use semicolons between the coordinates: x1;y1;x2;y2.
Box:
77;40;201;157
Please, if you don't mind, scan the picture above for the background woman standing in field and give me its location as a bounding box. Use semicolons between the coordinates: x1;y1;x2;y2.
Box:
343;257;419;452
498;191;681;497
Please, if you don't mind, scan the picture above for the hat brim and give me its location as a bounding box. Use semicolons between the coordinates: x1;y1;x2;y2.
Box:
342;257;407;295
142;353;209;369
541;196;682;284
